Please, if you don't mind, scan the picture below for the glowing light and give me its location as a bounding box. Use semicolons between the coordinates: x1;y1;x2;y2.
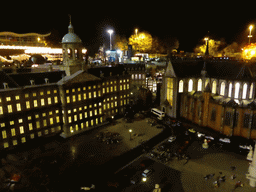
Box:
242;43;256;60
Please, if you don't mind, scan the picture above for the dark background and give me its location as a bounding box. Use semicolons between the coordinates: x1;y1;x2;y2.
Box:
1;2;256;55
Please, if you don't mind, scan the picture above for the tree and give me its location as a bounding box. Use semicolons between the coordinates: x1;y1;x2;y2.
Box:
129;32;153;53
194;39;225;57
114;35;128;51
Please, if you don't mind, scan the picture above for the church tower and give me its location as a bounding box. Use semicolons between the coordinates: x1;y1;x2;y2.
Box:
61;18;84;76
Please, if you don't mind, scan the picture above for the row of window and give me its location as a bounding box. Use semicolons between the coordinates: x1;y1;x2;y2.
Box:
211;109;256;129
0;96;58;114
69;117;103;134
2;126;62;148
131;74;145;80
179;79;254;99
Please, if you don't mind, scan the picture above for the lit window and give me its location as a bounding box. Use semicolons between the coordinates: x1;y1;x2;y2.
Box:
94;91;97;98
68;116;72;123
6;97;11;101
15;95;20;100
66;90;69;93
36;121;40;128
99;108;102;114
28;116;31;120
54;89;57;93
67;96;70;103
16;103;21;111
47;90;51;94
167;78;173;106
91;119;93;126
33;93;36;97
56;116;60;123
20;126;24;134
38;131;42;137
211;81;217;94
179;80;183;93
86;121;89;127
2;130;7;139
26;101;30;109
124;84;126;90
13;140;17;145
48;97;52;105
120;101;123;106
7;105;12;113
235;83;240;99
4;142;8;148
21;137;26;143
89;92;92;98
228;83;232;97
1;123;5;127
78;94;81;101
100;117;103;123
11;128;15;136
197;79;202;91
132;74;134;79
90;111;93;117
103;88;105;94
115;101;117;107
29;123;33;130
120;85;122;91
72;89;75;92
84;112;87;118
114;86;117;91
40;91;44;96
41;98;45;106
35;114;39;118
98;90;101;97
34;100;38;107
43;119;47;127
94;109;97;115
242;83;247;99
50;118;53;125
220;82;225;96
250;83;254;99
74;115;77;121
73;95;76;102
18;119;23;123
188;79;193;92
83;93;87;100
111;86;113;92
79;113;82;120
0;106;3;115
25;93;29;98
107;87;109;93
10;121;14;125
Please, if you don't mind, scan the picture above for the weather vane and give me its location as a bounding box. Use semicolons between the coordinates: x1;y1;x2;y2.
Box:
69;14;71;24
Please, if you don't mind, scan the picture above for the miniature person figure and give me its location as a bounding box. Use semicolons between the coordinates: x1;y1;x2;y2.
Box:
247;145;253;161
202;139;209;149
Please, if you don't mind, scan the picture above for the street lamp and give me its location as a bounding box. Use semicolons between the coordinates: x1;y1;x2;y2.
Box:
248;25;253;44
129;129;132;140
107;29;114;50
135;28;138;36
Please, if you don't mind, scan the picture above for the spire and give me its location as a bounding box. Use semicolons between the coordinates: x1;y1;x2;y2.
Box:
205;38;209;56
68;14;74;33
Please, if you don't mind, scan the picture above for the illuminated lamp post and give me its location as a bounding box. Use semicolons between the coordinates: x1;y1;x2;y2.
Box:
107;29;114;50
129;129;132;140
248;25;253;44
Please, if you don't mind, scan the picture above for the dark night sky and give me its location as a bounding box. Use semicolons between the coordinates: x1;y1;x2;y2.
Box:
1;2;256;55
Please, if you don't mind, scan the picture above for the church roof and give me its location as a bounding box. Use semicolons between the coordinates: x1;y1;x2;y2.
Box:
170;59;256;81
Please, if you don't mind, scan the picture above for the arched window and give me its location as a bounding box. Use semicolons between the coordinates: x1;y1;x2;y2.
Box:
197;79;202;91
250;83;254;99
75;49;79;59
179;80;184;93
234;82;240;99
68;48;72;58
220;82;225;96
228;83;232;97
212;81;217;94
242;83;247;99
205;79;209;88
188;79;193;92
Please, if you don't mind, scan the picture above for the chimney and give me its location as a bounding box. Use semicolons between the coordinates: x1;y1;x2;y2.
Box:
3;83;8;89
30;80;35;85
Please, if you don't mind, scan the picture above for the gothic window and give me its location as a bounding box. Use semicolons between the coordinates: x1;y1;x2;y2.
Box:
212;81;217;94
250;83;254;99
234;82;240;99
243;113;250;128
179;80;183;93
167;78;173;106
224;111;232;126
228;83;232;97
220;82;225;96
188;79;193;92
197;79;202;91
242;83;248;99
210;109;216;121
